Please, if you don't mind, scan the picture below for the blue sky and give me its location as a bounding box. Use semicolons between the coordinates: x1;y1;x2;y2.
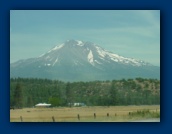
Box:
10;10;160;66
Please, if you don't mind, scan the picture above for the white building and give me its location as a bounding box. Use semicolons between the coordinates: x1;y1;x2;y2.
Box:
68;102;86;107
35;103;51;107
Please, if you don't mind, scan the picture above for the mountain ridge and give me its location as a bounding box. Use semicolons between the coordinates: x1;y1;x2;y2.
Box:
10;40;160;82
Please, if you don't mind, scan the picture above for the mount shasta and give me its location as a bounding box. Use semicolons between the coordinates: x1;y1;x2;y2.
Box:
10;40;160;82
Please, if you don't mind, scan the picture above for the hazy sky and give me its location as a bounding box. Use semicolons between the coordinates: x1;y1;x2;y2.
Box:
10;10;160;66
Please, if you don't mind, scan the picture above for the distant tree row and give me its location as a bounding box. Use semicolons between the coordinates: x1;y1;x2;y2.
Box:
10;77;160;108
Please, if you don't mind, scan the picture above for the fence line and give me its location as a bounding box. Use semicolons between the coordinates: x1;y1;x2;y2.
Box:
19;112;114;122
77;114;80;121
52;116;55;122
20;116;23;122
94;113;96;119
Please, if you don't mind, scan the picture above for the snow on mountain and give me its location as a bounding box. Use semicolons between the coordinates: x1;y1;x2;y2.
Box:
48;43;64;53
52;58;58;66
36;40;150;67
10;39;160;81
87;50;94;66
95;45;148;66
76;40;84;46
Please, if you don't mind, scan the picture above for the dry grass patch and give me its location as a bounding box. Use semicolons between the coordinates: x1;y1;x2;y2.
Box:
10;105;160;122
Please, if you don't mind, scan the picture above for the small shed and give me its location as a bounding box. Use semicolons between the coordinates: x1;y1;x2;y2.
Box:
35;103;51;108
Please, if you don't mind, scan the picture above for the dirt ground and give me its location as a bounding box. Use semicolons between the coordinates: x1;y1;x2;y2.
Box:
10;105;160;122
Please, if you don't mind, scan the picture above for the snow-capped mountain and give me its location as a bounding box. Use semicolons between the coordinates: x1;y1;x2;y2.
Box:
10;40;160;81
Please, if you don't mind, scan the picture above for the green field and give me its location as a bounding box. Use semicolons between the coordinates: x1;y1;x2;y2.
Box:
10;105;160;122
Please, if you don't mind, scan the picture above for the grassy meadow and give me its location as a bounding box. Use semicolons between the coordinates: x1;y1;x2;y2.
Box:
10;105;160;122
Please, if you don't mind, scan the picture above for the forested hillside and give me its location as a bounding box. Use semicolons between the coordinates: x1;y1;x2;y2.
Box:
10;78;160;108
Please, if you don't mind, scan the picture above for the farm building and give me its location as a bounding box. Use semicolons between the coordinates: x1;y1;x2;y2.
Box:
35;103;51;108
68;102;86;107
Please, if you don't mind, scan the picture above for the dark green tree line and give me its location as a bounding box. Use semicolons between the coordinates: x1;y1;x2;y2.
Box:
10;78;160;108
13;83;23;108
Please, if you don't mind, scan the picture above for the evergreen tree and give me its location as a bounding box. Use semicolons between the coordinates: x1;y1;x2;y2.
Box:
66;82;73;107
10;78;160;107
109;82;119;105
48;97;61;107
13;83;23;108
27;95;33;107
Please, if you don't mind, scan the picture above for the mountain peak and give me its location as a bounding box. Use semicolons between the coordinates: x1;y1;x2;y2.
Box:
37;40;151;67
65;39;78;44
10;40;160;81
64;39;96;47
64;39;84;47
